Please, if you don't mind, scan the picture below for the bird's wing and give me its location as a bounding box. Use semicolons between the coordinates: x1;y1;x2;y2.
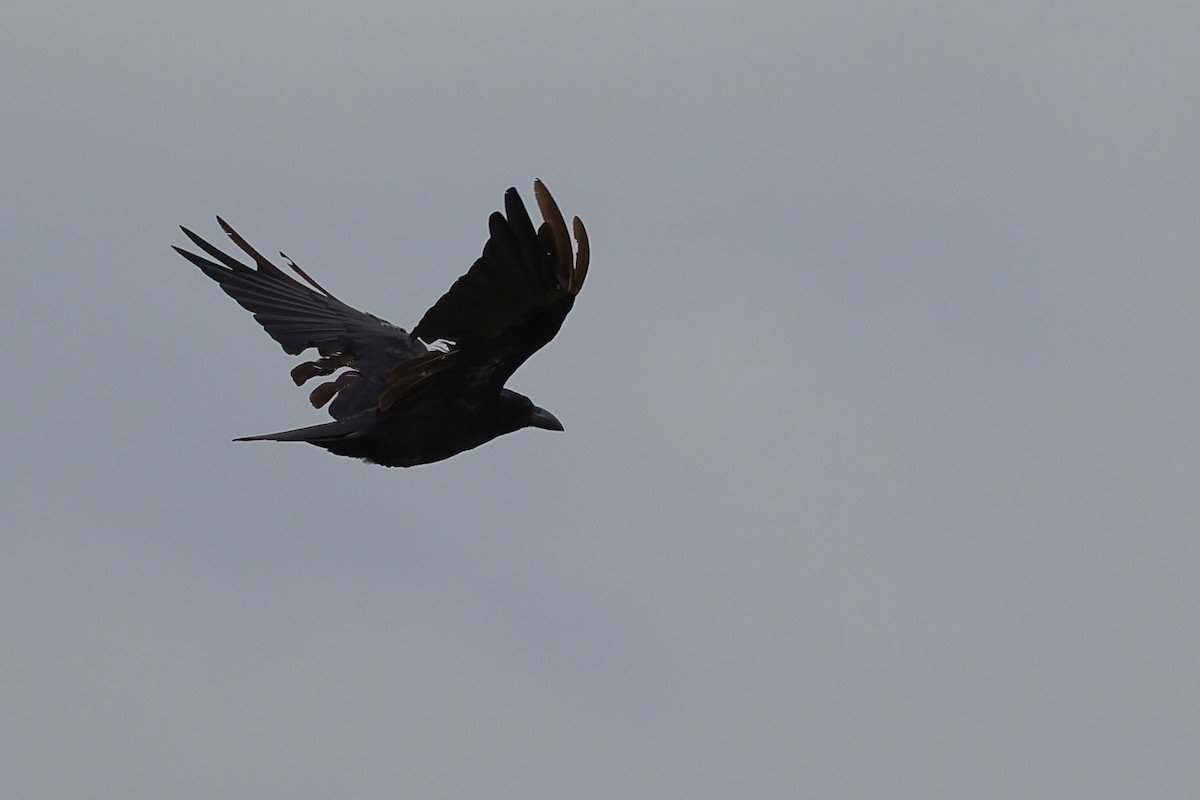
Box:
394;180;588;410
174;219;426;419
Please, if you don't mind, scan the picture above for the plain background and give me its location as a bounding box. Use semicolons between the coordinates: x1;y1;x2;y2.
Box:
3;2;1198;798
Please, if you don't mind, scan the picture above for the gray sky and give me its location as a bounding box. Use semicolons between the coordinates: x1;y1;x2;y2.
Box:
3;1;1198;797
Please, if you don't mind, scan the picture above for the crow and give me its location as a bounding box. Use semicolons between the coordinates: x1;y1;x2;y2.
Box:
173;180;588;467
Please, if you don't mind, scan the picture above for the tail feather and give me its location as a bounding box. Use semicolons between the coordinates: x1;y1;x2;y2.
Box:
234;415;366;443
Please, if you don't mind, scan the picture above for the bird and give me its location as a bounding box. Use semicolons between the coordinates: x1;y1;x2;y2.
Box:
173;180;588;467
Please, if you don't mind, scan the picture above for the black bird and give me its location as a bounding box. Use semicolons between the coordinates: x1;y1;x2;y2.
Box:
174;180;589;467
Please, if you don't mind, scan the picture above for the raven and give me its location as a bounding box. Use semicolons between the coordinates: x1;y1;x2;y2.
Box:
174;180;588;467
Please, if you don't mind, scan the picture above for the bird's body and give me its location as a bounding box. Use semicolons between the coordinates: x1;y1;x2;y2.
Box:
174;181;588;467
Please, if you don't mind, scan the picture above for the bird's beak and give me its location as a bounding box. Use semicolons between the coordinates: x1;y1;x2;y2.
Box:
529;406;564;431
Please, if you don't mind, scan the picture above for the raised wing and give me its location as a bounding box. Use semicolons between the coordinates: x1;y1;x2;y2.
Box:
174;219;426;419
399;180;588;406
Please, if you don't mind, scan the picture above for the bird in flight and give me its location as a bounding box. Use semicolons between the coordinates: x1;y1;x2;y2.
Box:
174;180;588;467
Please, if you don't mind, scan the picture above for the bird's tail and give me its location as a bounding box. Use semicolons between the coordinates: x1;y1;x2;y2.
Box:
234;416;364;444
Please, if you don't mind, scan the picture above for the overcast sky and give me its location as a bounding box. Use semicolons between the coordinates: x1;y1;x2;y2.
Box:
3;1;1198;798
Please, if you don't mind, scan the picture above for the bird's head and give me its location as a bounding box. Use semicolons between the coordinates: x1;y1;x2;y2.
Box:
498;389;564;433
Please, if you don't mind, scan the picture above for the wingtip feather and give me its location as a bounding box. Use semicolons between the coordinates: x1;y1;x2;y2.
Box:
572;216;589;294
533;180;572;290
